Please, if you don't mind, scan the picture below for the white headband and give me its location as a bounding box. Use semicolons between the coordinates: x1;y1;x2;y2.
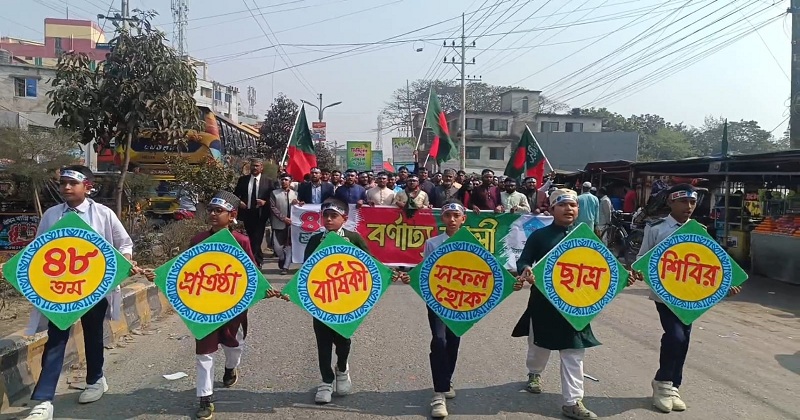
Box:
551;193;577;206
209;197;234;211
441;203;465;214
669;190;697;200
60;169;87;182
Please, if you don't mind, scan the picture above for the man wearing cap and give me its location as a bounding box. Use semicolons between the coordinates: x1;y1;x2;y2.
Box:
297;167;334;205
333;169;367;206
576;181;600;232
234;158;273;266
269;173;298;275
17;165;139;420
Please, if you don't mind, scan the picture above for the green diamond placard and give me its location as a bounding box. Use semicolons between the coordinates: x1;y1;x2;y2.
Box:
631;219;748;325
2;212;132;330
408;227;517;337
153;228;271;339
532;223;629;331
283;232;393;339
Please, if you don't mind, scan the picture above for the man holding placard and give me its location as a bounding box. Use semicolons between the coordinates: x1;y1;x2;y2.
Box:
635;184;743;414
17;166;139;420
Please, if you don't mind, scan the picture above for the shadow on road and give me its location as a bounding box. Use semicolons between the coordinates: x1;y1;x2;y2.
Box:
776;351;800;376
21;381;655;419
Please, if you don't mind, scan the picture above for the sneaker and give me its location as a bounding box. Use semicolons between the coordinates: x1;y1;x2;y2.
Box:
223;368;238;388
196;396;214;420
561;400;597;419
526;373;543;394
443;382;456;399
78;376;108;403
671;386;687;411
430;393;448;418
23;401;53;420
335;364;352;395
315;382;334;404
651;380;674;413
280;269;288;275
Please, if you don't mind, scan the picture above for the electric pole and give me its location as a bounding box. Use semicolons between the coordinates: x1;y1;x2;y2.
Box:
97;0;137;29
301;94;342;122
443;13;477;171
791;1;800;149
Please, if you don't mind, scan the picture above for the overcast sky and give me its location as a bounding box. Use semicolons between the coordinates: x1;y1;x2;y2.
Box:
1;0;791;153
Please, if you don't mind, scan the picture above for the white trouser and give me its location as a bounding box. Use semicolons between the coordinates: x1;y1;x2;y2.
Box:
272;233;292;270
526;324;585;405
196;328;245;397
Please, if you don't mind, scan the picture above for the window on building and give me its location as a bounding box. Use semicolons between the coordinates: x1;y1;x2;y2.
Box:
522;96;529;113
540;121;558;132
465;118;482;131
489;119;508;131
54;37;63;55
200;87;212;98
565;122;583;132
489;147;505;160
214;90;222;101
34;57;43;66
224;93;232;103
465;146;481;160
14;78;37;98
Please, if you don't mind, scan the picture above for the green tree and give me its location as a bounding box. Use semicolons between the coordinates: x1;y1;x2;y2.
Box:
47;10;199;216
0;128;80;215
638;128;696;161
259;94;299;164
690;116;784;156
165;155;237;204
316;142;338;172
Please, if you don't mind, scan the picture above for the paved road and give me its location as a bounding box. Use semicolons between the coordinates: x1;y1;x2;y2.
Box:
2;262;799;420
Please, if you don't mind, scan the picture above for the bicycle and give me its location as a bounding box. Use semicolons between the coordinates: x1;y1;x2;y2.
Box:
601;210;643;266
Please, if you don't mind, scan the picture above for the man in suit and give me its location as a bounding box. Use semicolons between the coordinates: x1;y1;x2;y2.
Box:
233;158;272;267
297;167;334;205
269;173;298;275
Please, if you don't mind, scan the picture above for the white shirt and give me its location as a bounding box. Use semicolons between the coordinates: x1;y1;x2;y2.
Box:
598;195;613;226
501;190;531;213
636;214;684;304
366;186;395;206
248;174;261;209
26;198;134;334
424;233;451;259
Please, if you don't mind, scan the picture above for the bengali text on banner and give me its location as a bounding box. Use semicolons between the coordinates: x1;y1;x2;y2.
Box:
290;204;552;270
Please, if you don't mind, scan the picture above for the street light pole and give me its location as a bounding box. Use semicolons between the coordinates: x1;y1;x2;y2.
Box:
301;94;342;122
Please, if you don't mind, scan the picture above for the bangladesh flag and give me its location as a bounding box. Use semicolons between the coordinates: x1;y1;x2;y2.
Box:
505;125;549;184
425;89;458;164
286;105;317;180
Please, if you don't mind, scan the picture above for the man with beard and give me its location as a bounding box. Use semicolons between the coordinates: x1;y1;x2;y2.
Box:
499;178;531;213
357;171;371;189
233;157;273;266
330;170;343;190
430;169;461;208
522;175;555;215
387;172;402;193
321;169;332;184
366;172;395;206
417;167;436;197
432;172;443;187
297;167;334;205
394;174;430;209
333;169;367;206
396;165;410;190
269;173;297;275
466;169;501;213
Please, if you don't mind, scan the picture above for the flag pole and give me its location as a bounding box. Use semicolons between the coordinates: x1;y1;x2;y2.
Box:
414;88;432;151
280;105;304;168
527;125;555;173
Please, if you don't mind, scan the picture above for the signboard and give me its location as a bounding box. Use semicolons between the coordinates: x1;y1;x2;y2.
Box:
290;204;552;270
372;150;384;173
392;137;416;167
532;223;628;331
2;213;133;330
408;227;516;336
0;214;39;251
312;121;327;143
632;219;748;325
283;232;393;338
346;141;372;171
153;229;271;339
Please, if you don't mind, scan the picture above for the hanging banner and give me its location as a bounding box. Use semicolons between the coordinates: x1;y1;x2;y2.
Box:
372;150;384;173
532;223;628;331
153;229;271;339
290;204;552;270
346;141;372;171
311;121;327;143
408;227;516;336
1;213;133;330
392;137;416;168
283;232;393;338
631;219;748;325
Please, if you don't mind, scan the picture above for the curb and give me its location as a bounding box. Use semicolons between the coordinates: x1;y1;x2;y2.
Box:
0;282;171;411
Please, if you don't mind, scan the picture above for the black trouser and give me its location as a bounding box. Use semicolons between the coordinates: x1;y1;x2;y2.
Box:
654;302;692;387
32;299;109;401
428;308;460;393
313;318;351;383
242;211;266;266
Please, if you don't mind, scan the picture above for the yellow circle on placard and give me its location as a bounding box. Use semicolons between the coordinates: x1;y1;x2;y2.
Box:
657;242;722;302
429;250;495;312
175;251;248;315
552;248;611;308
29;237;107;304
307;254;374;315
